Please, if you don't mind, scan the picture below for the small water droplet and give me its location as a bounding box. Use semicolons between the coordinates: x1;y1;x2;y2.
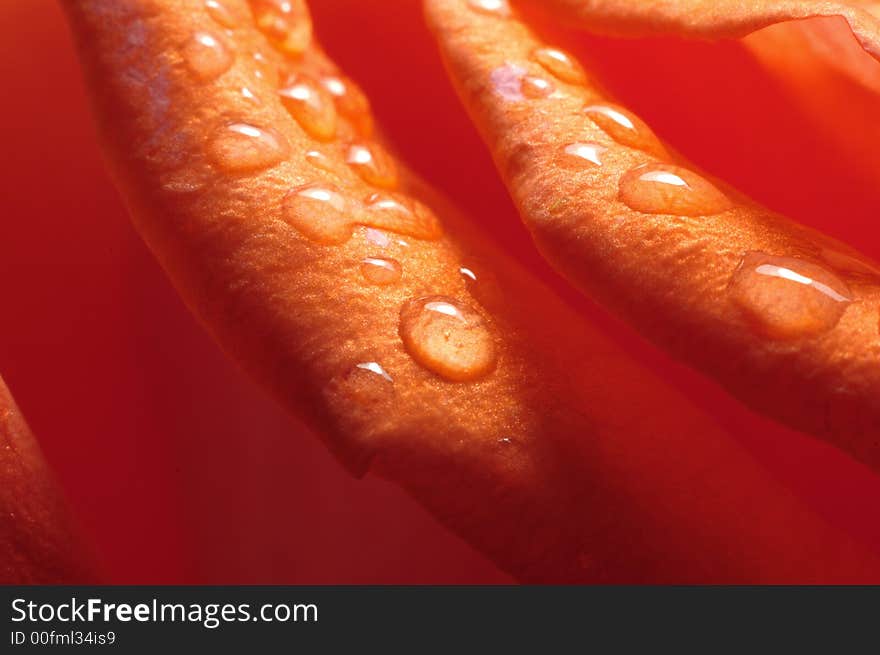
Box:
205;0;237;28
240;86;259;103
563;142;606;167
469;0;511;16
251;50;278;86
252;0;312;56
282;182;352;244
521;75;555;98
362;192;442;240
584;104;667;157
365;228;391;247
305;149;334;171
183;31;233;81
346;142;399;189
278;74;337;140
618;163;732;216
460;266;478;283
360;257;402;285
729;252;852;339
209;122;288;172
321;75;373;136
531;47;587;85
399;296;497;382
355;361;393;383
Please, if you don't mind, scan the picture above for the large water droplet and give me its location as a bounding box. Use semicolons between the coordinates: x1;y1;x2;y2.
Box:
346;142;399;189
360;257;402;285
469;0;511;16
618;163;732;216
183;31;233;81
399;296;497;382
729;252;852;339
252;0;312;56
278;74;337;141
531;47;587;85
282;183;352;244
584;103;667;157
209;122;288;172
362;192;442;241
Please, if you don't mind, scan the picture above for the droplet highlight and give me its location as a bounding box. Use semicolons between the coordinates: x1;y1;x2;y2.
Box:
305;149;334;172
282;183;352;244
531;47;588;85
278;74;337;141
584;103;667;157
618;163;732;216
729;252;852;339
360;257;402;285
564;142;606;167
252;0;312;56
469;0;511;16
521;75;555;99
346;142;399;189
399;296;497;382
183;31;233;81
208;122;288;172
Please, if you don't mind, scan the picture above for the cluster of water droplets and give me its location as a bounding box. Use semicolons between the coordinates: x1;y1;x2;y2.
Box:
187;1;500;386
470;0;869;340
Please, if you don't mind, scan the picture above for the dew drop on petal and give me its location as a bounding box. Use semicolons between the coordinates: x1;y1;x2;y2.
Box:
208;122;288;172
278;74;337;140
361;192;442;241
619;163;732;216
305;149;334;172
520;75;555;99
531;47;588;85
205;0;238;28
469;0;511;17
399;296;497;382
346;142;399;189
282;182;353;244
183;31;233;81
729;252;852;339
252;0;312;56
360;257;402;285
563;142;606;167
584;103;667;157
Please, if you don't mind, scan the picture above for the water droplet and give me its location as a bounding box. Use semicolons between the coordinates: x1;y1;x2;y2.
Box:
278;74;337;140
362;192;442;240
520;75;555;99
282;183;352;244
469;0;511;16
531;47;587;85
305;149;334;171
240;86;259;103
618;163;732;216
209;122;288;172
460;266;478;283
321;75;373;136
183;31;233;81
346;142;399;189
252;0;312;56
205;0;237;28
365;228;391;248
729;252;852;339
584;103;667;157
360;257;402;285
399;296;497;381
356;361;393;383
564;142;606;167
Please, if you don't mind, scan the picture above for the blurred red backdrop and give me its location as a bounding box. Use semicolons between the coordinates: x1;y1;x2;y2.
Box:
2;0;880;582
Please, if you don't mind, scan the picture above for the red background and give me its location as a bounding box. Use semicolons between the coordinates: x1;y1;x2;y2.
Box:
2;0;880;582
